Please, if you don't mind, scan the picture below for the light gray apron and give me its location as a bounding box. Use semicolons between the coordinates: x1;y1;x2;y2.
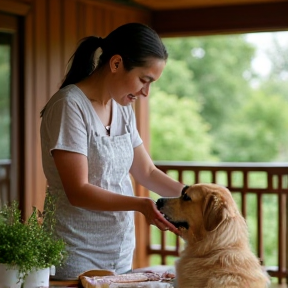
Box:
48;107;135;280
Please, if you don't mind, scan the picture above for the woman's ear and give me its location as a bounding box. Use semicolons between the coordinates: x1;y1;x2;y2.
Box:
110;55;122;72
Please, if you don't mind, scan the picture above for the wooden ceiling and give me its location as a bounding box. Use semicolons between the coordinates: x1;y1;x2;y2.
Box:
131;0;287;10
111;0;288;36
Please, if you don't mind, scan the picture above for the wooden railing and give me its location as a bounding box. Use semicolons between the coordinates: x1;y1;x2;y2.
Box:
149;161;288;284
1;160;288;283
0;159;11;208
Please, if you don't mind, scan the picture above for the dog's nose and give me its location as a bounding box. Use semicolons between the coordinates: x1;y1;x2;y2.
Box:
156;198;164;210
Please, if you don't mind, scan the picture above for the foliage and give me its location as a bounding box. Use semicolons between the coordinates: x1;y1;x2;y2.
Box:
0;45;11;159
256;34;288;103
150;89;216;161
0;194;67;279
267;35;288;79
150;33;288;162
153;58;197;98
0;45;10;110
215;91;288;161
161;35;256;134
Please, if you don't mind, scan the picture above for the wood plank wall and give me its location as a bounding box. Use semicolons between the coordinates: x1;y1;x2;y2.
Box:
22;0;150;212
0;0;151;268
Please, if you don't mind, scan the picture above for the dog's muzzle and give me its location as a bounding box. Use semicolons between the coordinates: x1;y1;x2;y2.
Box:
156;198;165;210
156;198;189;230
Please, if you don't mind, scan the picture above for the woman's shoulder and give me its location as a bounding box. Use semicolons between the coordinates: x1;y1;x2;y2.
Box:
47;84;88;109
41;84;90;120
53;84;85;101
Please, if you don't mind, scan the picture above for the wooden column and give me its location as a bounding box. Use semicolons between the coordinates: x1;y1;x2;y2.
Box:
133;96;150;268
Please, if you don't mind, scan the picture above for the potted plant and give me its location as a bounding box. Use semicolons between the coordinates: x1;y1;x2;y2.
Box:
0;194;67;287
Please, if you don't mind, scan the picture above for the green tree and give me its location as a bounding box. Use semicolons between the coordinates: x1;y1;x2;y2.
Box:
0;45;11;159
162;35;256;134
153;58;197;98
257;35;288;102
268;35;288;78
0;45;10;111
150;89;216;161
216;90;288;161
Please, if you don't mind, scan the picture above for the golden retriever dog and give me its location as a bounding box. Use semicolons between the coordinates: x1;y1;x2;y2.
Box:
156;183;270;288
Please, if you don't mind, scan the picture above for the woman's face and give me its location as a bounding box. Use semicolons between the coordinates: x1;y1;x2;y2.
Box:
109;56;166;106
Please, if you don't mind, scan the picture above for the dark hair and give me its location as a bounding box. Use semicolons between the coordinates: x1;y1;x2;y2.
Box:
60;22;168;89
40;23;168;117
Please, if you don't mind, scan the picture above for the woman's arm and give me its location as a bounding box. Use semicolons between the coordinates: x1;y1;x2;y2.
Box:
52;149;179;234
130;144;184;197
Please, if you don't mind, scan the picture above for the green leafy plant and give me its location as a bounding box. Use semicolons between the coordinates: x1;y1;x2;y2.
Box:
0;193;67;280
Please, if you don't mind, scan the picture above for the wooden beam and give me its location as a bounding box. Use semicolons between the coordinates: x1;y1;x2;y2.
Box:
0;12;17;32
152;1;288;37
133;0;288;10
0;0;30;15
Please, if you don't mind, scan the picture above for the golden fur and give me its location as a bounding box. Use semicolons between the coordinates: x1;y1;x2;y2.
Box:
156;183;270;288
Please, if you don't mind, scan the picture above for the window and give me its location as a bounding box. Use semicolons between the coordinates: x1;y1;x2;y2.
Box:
0;14;23;207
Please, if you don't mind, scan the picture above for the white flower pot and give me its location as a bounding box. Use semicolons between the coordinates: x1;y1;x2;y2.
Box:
23;267;50;288
0;263;22;288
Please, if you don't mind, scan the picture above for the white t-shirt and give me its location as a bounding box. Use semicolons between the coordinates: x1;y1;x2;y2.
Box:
41;84;142;189
40;84;143;279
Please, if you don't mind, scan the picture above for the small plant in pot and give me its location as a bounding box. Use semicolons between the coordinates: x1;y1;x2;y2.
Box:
0;194;67;286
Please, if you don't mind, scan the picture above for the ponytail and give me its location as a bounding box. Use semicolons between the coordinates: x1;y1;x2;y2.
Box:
40;36;102;117
60;36;103;89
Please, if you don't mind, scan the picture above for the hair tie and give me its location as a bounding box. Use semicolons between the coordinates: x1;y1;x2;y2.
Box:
89;37;104;74
90;46;103;74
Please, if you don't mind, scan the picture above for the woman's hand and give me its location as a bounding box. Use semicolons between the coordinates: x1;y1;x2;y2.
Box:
139;198;180;235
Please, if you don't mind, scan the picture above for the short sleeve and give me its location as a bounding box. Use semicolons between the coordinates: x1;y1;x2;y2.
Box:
44;97;88;157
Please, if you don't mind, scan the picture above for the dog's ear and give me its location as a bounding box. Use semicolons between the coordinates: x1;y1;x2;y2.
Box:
202;192;228;232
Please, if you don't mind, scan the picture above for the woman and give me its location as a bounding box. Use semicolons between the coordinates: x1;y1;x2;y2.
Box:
40;22;185;280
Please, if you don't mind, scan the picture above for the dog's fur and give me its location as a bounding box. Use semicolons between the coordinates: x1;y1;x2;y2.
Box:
156;183;270;288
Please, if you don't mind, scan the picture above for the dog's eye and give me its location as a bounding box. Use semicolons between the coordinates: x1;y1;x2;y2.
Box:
182;193;191;201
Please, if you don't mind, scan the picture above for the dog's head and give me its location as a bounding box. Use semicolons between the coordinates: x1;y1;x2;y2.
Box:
156;183;239;243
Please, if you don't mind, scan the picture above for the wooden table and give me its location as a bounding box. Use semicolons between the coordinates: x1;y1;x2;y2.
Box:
50;267;287;288
49;282;287;288
50;279;78;287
